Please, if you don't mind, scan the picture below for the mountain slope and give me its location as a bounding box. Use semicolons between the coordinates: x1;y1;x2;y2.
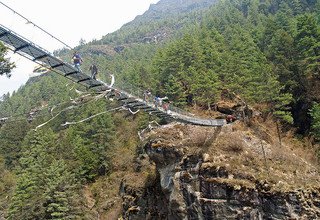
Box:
99;0;218;45
0;0;319;219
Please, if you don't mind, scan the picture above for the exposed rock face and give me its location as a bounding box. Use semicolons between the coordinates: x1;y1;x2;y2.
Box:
121;123;320;220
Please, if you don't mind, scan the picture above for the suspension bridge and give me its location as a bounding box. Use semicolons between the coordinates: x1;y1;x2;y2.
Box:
0;23;226;127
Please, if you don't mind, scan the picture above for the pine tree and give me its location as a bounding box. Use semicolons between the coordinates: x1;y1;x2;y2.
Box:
191;69;220;108
8;129;82;219
221;25;282;103
153;33;208;106
295;14;320;78
260;17;277;51
164;74;186;106
274;2;295;33
316;1;320;20
272;92;294;124
8;130;55;219
0;156;15;218
44;160;78;220
0;43;15;77
310;102;320;140
291;0;303;15
267;29;297;93
61;100;115;181
0;120;30;169
8;172;44;220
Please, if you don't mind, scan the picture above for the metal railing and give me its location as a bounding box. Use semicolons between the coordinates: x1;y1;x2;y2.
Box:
113;79;226;126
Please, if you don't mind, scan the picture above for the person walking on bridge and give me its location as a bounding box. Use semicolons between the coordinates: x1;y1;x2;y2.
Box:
72;52;83;72
89;64;98;79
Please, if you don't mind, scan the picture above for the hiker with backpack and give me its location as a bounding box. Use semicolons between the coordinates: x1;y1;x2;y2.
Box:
72;52;83;72
89;64;98;79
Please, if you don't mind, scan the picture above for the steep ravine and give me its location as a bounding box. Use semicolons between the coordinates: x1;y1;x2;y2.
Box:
120;122;320;220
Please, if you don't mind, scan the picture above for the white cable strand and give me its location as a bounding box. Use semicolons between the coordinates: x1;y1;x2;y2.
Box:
123;106;140;115
0;1;74;50
110;74;115;87
61;106;123;126
34;105;76;131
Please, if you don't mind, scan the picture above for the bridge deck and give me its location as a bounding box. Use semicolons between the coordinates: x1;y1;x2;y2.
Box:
0;24;226;127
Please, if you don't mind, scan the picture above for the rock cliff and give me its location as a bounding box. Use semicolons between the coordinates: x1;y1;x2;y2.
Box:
120;121;320;220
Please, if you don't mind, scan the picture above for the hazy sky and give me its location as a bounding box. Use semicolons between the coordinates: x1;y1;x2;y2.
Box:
0;0;159;97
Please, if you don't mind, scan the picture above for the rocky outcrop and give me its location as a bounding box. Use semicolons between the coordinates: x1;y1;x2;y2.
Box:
121;123;320;220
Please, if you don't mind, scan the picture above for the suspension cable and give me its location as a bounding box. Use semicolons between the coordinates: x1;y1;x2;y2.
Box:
0;1;74;51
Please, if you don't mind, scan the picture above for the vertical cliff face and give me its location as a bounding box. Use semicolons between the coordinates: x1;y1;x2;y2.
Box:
120;122;320;220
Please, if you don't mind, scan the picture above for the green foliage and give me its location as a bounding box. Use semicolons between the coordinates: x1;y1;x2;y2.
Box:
0;120;30;169
8;129;81;220
220;25;279;103
295;14;320;78
310;102;320;140
0;43;15;77
0;156;15;217
60;100;115;181
272;93;294;124
8;130;54;220
43;160;78;220
153;31;221;107
164;73;187;106
267;29;297;93
191;69;220;107
152;20;287;108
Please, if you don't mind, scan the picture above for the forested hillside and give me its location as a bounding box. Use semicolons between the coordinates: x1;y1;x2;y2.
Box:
0;0;319;219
